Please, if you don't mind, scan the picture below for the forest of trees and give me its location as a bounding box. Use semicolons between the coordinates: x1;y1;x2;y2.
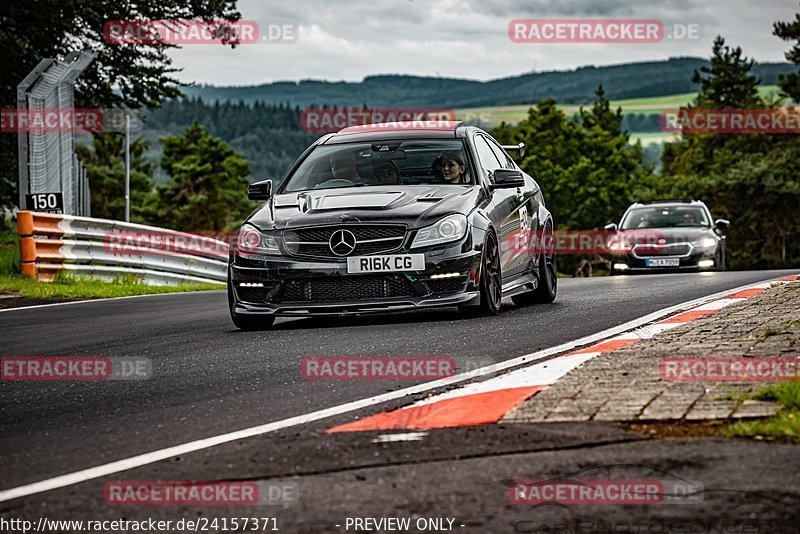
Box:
492;29;800;271
183;58;796;108
143;99;318;182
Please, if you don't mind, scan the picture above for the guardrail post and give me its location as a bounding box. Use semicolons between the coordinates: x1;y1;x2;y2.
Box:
17;211;37;279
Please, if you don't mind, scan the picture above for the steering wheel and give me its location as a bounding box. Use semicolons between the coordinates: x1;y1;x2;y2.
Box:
313;178;356;189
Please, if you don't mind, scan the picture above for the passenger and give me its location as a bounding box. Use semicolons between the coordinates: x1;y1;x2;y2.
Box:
374;162;400;185
432;153;467;184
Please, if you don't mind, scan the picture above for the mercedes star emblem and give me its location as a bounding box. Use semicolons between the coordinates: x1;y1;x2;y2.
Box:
329;229;357;256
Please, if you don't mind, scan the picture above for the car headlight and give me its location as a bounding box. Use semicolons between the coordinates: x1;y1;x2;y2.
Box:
235;226;281;255
411;214;468;248
696;238;716;249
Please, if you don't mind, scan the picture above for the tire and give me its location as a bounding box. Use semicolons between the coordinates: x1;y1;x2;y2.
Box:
461;230;502;316
228;282;275;331
715;248;727;271
513;224;557;305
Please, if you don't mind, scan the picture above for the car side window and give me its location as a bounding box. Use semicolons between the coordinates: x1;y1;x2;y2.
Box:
487;138;516;170
474;136;502;184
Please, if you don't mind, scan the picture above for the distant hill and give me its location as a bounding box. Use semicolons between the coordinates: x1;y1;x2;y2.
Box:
183;57;795;108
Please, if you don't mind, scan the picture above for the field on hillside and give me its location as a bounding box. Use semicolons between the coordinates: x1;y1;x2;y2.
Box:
456;85;783;145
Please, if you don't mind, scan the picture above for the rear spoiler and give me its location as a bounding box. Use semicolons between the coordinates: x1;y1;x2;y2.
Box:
502;142;526;158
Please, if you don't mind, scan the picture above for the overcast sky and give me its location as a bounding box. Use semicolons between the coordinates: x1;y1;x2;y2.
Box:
167;0;798;87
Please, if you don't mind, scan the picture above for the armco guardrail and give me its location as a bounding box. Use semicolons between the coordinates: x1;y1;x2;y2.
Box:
17;211;229;285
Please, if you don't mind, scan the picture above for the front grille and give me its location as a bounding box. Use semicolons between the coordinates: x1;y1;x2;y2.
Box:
633;243;691;257
281;275;416;302
424;277;468;294
283;225;406;259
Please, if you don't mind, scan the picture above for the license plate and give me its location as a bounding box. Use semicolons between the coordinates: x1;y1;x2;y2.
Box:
347;254;425;274
646;258;680;267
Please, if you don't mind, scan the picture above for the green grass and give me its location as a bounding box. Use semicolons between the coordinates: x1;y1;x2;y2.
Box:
727;380;800;442
454;85;782;137
0;272;223;299
629;132;677;146
749;380;800;411
755;327;791;342
0;230;222;299
0;232;20;276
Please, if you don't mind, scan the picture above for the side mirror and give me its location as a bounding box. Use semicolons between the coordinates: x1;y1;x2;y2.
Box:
248;179;273;201
714;219;730;230
604;223;618;232
491;169;525;189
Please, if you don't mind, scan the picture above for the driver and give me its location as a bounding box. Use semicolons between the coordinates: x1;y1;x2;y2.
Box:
373;162;399;185
682;212;699;225
330;151;364;183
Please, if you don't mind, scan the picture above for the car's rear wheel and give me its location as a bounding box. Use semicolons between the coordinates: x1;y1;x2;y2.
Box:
512;224;557;305
228;282;275;331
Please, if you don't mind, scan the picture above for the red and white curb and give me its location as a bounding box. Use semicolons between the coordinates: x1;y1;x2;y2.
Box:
327;275;800;433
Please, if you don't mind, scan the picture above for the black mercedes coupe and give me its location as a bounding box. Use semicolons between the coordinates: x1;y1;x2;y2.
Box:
227;121;556;330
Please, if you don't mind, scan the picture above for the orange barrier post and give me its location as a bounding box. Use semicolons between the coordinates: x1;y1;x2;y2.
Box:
17;212;37;279
17;211;34;237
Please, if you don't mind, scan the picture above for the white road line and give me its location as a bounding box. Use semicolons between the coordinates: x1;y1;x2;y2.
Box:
0;274;794;503
0;290;225;313
414;352;599;406
631;322;684;338
692;298;745;311
372;432;429;443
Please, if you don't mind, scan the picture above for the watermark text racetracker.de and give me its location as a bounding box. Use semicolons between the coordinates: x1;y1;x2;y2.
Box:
300;107;457;132
1;517;279;533
104;19;298;45
509;479;703;505
104;480;298;506
508;19;702;43
301;356;456;381
103;230;232;257
660;357;800;382
505;229;666;256
1;109;143;133
661;109;800;134
1;356;152;381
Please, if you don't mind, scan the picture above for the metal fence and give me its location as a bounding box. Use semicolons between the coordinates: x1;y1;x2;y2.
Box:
17;210;229;286
17;51;95;217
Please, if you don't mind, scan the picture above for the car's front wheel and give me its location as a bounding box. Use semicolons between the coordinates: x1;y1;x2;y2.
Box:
461;230;502;317
228;282;275;331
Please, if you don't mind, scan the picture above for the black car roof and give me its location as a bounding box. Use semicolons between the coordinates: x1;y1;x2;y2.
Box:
631;200;704;206
322;121;468;144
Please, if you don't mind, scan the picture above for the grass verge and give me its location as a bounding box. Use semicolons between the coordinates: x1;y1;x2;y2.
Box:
726;380;800;443
0;273;223;299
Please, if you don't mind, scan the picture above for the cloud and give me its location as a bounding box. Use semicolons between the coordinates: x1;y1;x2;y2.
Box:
166;0;797;86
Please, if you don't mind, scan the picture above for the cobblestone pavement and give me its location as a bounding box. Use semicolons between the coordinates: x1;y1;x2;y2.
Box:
503;281;800;423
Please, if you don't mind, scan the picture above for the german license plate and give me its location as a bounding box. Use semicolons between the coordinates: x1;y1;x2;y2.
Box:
347;254;425;274
646;258;680;267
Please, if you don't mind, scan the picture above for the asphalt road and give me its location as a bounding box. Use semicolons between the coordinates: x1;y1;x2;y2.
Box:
0;270;797;517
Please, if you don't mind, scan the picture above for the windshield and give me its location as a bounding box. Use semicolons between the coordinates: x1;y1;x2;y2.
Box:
282;140;472;192
620;206;711;230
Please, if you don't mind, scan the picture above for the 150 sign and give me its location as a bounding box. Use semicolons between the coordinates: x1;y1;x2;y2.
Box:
26;192;64;214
